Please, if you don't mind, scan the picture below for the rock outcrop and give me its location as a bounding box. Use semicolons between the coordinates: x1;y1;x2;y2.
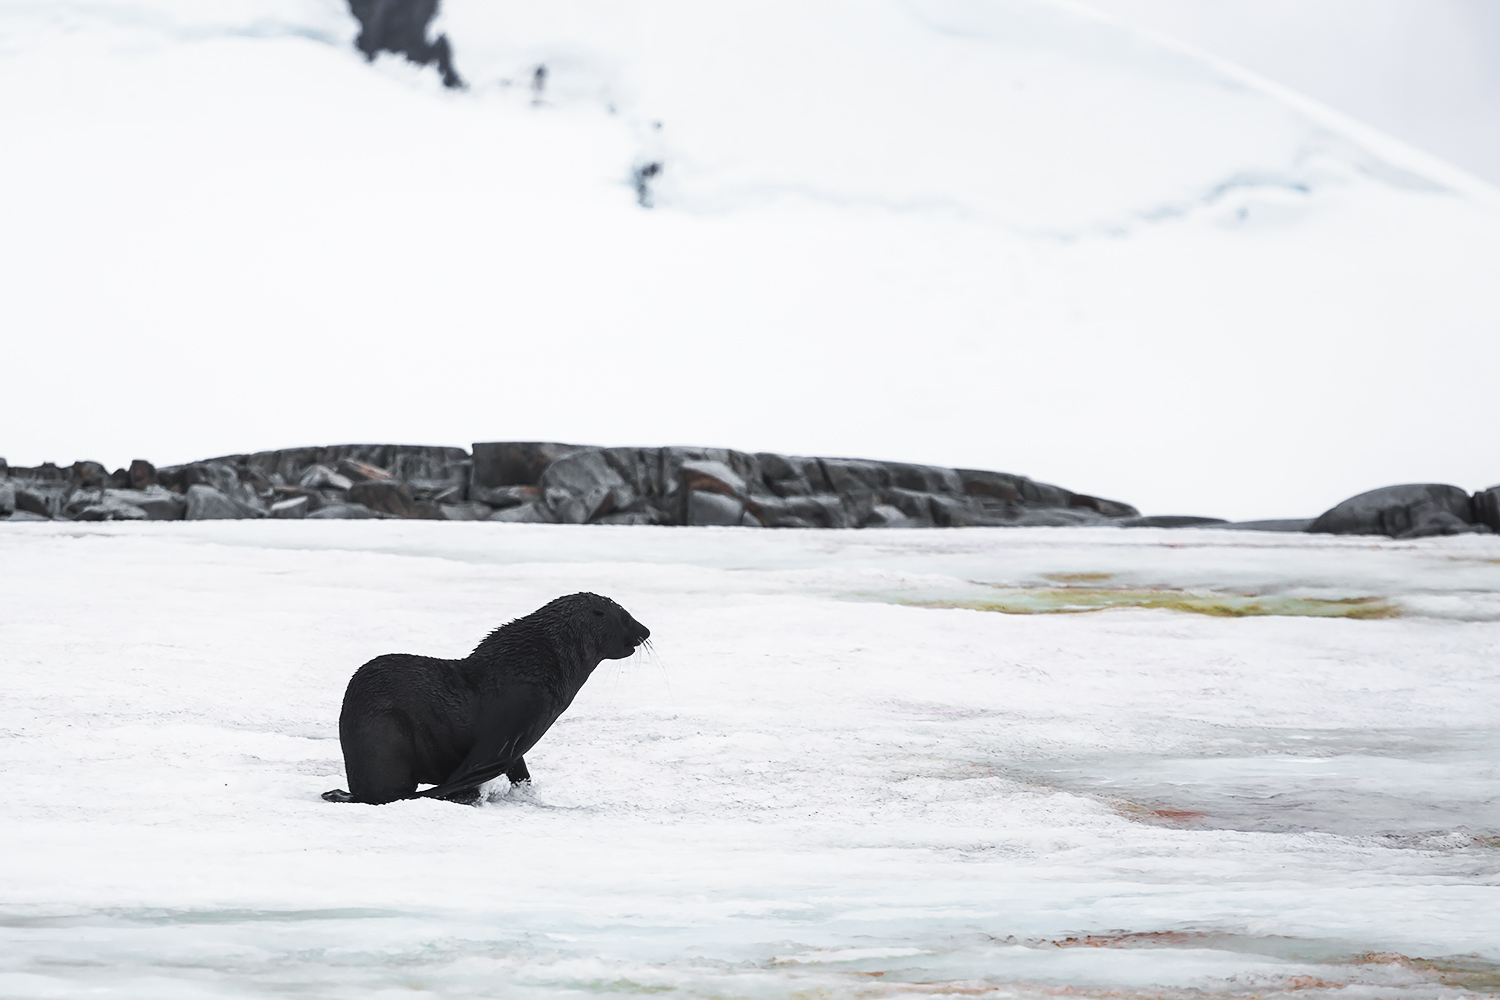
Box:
347;0;462;89
1;442;1141;528
1309;484;1493;539
8;444;1492;537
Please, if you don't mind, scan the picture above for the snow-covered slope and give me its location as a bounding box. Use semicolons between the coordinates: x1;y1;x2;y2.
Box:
2;1;1498;518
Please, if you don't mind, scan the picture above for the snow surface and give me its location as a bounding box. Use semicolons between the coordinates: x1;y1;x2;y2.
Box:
2;520;1498;997
2;1;1499;519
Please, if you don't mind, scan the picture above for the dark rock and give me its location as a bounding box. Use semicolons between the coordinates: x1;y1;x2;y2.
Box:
883;462;964;495
7;463;67;482
0;457;7;478
687;490;743;526
680;459;747;499
107;468;131;489
14;483;70;519
1201;519;1315;532
863;504;920;528
0;481;12;515
70;461;110;489
488;502;555;523
929;495;994;527
820;458;890;495
270;496;314;519
348;0;463;89
346;480;430;518
879;487;939;526
478;485;539;510
185;484;262;520
127;487;187;521
129;460;157;490
299;465;354;491
1310;484;1486;538
1118;515;1229;528
1068;493;1139;518
338;459;395;484
1474;486;1500;533
539;449;634;524
306;503;392;519
471;442;580;502
957;469;1027;504
439;502;494;521
5;510;49;522
72;497;149;521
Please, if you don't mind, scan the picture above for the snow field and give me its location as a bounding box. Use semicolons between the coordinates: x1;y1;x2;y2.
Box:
1;521;1497;997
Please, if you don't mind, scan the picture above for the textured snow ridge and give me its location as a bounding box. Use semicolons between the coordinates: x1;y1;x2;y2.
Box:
2;522;1497;997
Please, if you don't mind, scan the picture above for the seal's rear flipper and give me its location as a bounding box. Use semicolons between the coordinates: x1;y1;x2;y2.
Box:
322;788;354;802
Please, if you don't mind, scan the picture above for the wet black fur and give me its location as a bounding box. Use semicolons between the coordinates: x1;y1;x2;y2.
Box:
323;593;649;805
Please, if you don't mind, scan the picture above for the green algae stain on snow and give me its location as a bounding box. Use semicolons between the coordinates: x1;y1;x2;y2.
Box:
890;588;1400;619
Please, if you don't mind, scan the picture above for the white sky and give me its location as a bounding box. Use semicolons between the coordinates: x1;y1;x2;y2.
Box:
1079;0;1500;186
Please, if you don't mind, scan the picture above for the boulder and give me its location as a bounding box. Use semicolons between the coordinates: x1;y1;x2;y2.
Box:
687;490;744;526
1309;484;1487;538
126;487;187;520
471;442;579;496
338;459;395;484
6;510;48;522
185;484;261;520
539;449;634;524
488;502;555;523
820;458;890;495
863;504;920;528
1118;515;1228;528
72;498;149;521
680;459;747;499
439;502;494;521
1474;486;1500;533
69;461;110;489
1068;493;1140;518
129;459;157;490
269;496;314;519
879;488;939;526
299;465;354;491
347;480;442;518
478;485;539;510
14;483;70;519
883;462;964;495
0;481;13;516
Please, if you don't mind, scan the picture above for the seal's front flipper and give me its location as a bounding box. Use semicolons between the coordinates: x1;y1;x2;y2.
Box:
505;756;531;784
322;788;354;802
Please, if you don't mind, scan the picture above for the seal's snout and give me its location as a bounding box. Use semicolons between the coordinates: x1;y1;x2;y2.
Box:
630;618;650;648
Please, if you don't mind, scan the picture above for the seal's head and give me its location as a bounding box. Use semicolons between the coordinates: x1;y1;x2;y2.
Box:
550;592;650;661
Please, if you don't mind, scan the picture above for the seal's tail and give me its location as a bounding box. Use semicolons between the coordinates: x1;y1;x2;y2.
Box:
322;788;354;802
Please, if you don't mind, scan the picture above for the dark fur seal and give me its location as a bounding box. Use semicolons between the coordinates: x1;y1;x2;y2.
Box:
323;593;649;805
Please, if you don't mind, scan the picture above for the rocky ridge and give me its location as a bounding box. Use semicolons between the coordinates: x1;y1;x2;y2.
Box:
2;445;1495;539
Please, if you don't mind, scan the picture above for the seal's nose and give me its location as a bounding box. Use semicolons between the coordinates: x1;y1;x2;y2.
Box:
633;619;650;643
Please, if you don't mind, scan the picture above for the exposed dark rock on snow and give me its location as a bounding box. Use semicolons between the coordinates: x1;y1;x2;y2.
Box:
1475;486;1500;533
1;443;1145;528
5;445;1494;537
1309;484;1492;539
347;0;462;89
